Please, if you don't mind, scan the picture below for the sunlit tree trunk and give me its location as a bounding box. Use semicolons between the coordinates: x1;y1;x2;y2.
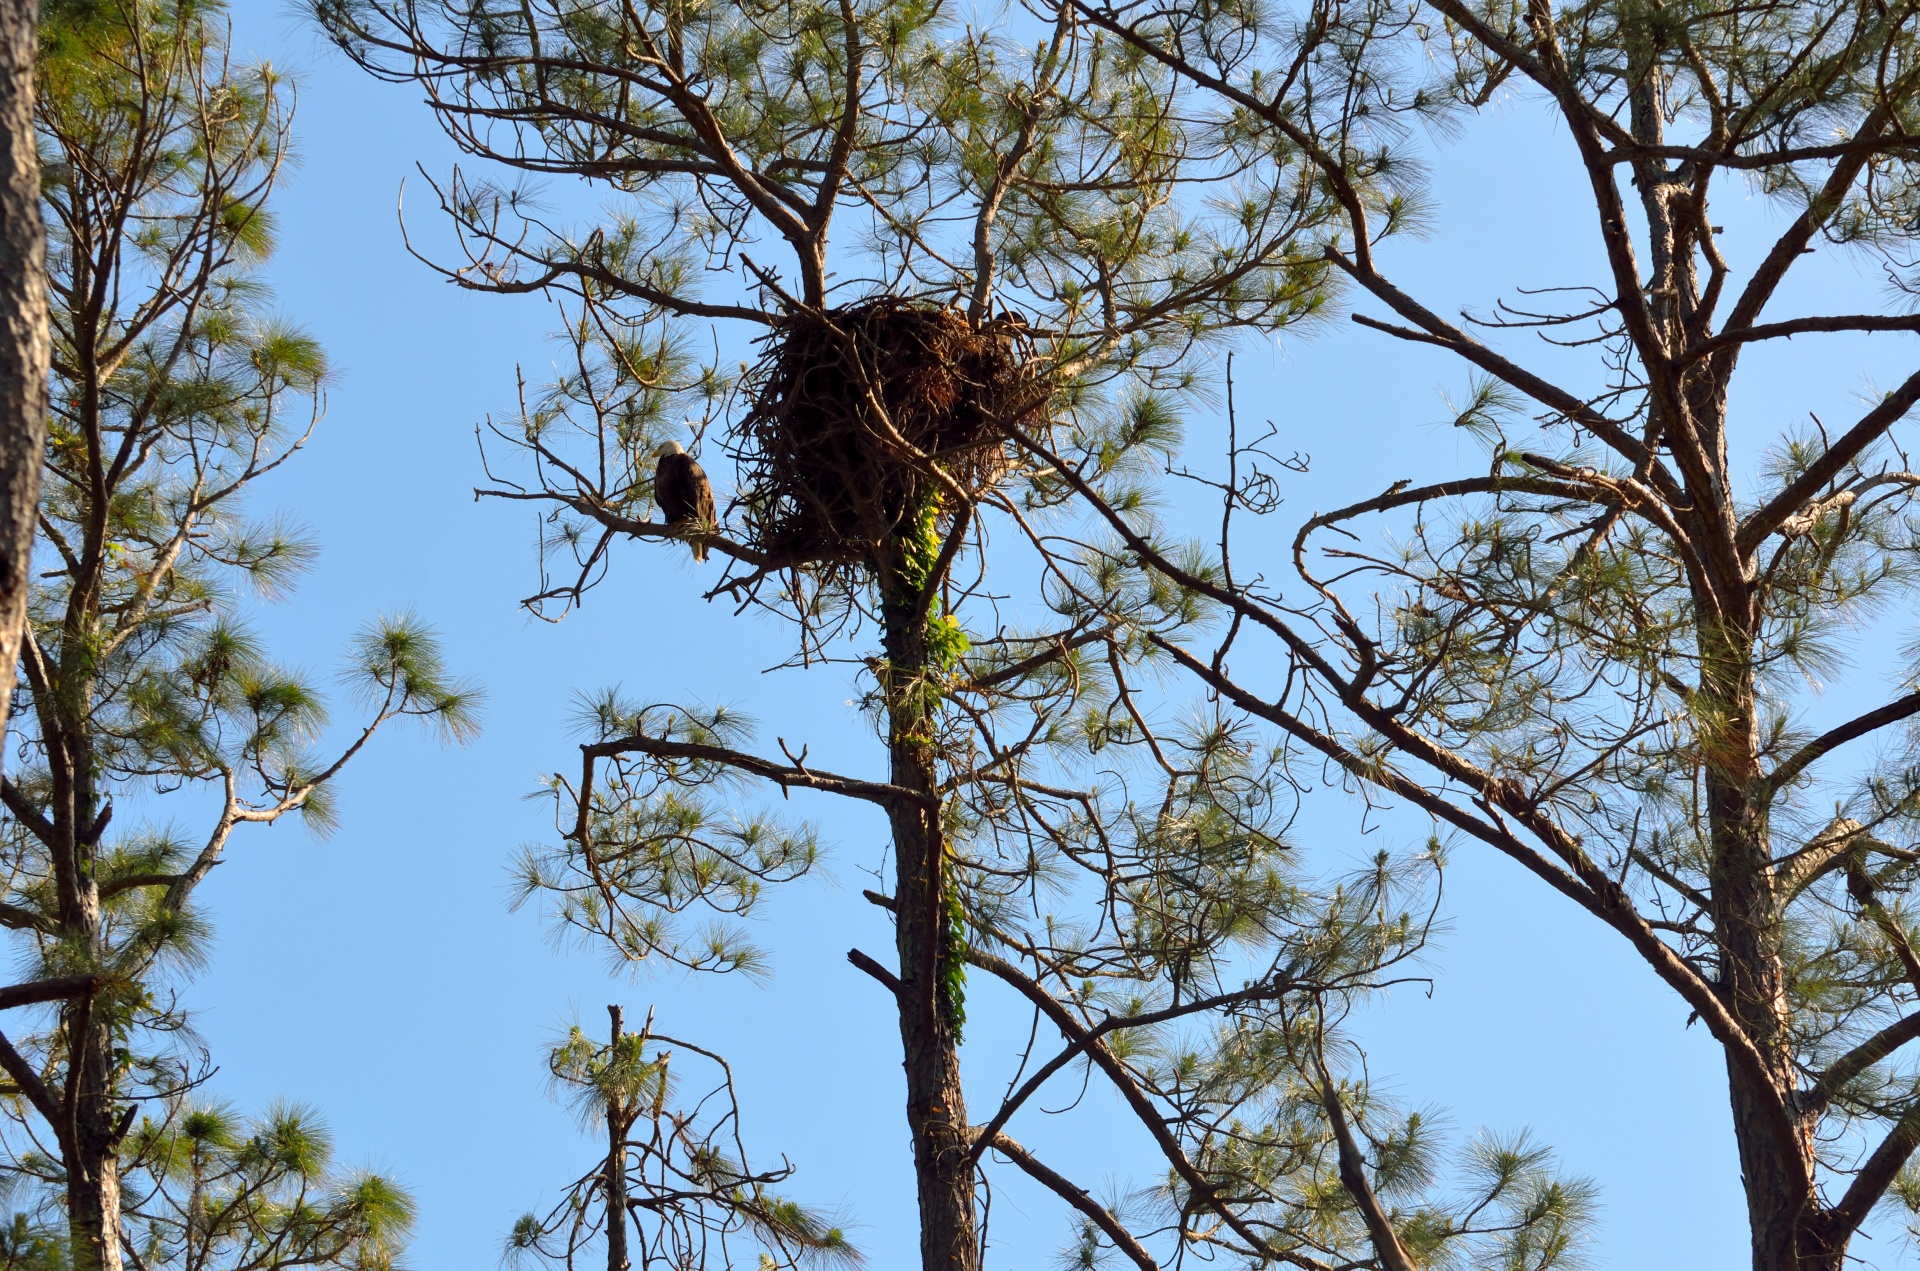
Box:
0;0;45;744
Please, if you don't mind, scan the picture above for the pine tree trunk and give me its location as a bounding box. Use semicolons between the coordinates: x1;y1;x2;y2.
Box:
880;562;977;1271
606;1005;630;1271
52;733;118;1271
1725;1059;1831;1271
1718;871;1832;1271
1698;612;1831;1271
65;1005;123;1271
0;0;47;745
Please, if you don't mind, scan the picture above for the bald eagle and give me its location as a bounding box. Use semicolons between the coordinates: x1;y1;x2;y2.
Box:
652;441;715;563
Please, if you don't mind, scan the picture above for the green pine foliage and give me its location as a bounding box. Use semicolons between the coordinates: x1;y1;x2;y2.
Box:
308;0;1600;1265
1015;0;1920;1263
510;1018;858;1271
0;1103;416;1271
513;698;821;978
118;1104;415;1271
0;2;477;1268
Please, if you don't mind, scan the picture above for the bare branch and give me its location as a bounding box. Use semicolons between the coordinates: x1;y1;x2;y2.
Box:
984;1131;1161;1271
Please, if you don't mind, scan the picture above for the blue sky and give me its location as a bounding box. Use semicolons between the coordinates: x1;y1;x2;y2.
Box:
157;3;1920;1266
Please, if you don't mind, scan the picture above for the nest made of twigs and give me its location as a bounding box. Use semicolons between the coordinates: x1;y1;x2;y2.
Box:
732;298;1042;563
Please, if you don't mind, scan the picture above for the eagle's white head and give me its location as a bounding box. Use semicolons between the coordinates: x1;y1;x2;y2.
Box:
651;440;686;458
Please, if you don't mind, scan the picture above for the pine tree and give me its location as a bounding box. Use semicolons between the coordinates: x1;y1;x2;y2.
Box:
314;2;1595;1267
1025;0;1920;1267
0;3;479;1269
506;1005;856;1271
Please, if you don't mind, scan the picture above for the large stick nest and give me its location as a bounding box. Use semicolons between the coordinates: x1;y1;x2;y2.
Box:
731;298;1045;565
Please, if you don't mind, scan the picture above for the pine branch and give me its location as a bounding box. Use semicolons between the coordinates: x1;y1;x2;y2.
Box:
982;1131;1161;1271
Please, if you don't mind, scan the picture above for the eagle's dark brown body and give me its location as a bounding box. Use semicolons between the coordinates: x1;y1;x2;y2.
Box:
655;449;714;562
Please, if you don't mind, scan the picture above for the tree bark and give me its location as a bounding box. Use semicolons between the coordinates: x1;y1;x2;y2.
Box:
65;999;123;1271
0;0;46;750
606;1004;630;1271
1724;1056;1825;1271
880;560;977;1271
1697;608;1832;1271
50;727;117;1271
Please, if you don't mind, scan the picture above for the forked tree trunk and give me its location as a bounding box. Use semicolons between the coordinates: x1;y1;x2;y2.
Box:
0;0;47;745
879;559;977;1271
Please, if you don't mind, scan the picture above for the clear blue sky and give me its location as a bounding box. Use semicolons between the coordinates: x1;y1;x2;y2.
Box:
168;3;1920;1266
